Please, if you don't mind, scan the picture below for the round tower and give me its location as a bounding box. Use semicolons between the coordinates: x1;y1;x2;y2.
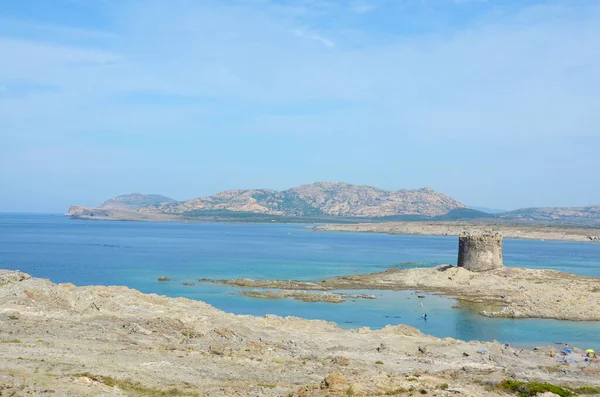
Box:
457;232;503;272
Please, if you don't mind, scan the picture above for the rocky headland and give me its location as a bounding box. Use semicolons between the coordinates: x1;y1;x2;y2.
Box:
67;205;182;222
203;265;600;321
2;269;600;396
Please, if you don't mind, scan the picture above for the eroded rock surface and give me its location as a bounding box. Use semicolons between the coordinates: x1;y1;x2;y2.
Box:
1;270;599;396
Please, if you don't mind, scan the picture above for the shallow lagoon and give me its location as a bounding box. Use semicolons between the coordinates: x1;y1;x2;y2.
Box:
1;214;599;349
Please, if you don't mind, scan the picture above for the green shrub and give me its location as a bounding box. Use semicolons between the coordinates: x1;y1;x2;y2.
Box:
575;386;600;395
497;379;573;397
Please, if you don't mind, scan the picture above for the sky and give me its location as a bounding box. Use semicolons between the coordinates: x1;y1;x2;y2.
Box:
1;0;599;213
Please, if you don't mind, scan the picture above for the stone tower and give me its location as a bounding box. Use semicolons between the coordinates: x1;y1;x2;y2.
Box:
457;232;503;272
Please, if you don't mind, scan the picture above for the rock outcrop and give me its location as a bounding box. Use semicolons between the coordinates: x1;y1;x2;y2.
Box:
203;264;600;321
3;269;600;396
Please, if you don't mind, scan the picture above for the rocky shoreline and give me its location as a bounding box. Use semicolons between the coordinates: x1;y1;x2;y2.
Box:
2;269;600;396
239;290;376;303
311;222;600;243
202;265;600;321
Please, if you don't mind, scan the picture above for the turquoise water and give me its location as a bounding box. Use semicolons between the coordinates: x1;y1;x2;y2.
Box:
1;214;599;349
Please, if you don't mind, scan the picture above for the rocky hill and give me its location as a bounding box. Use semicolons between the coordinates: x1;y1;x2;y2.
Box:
500;204;600;225
98;193;176;211
66;185;600;225
138;182;465;217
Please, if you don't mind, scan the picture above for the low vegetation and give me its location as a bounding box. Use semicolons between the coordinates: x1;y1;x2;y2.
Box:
376;387;407;396
574;386;600;395
496;380;573;397
71;373;199;396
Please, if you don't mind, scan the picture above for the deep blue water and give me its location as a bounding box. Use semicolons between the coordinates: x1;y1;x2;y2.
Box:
1;214;599;349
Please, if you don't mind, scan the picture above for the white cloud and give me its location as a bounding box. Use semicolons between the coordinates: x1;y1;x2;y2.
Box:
293;28;336;47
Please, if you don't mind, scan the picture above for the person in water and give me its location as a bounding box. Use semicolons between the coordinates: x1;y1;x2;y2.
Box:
421;313;427;320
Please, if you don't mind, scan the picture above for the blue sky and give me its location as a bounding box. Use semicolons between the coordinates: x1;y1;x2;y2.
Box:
1;0;599;212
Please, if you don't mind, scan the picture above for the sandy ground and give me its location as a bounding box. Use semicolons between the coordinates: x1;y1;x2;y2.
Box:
312;222;600;243
206;265;600;321
2;270;600;397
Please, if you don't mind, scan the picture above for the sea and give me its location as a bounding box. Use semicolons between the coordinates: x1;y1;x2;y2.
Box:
1;213;599;350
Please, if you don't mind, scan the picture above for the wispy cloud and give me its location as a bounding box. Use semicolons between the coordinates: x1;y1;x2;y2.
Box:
1;0;599;210
1;1;598;138
293;28;335;47
349;1;376;14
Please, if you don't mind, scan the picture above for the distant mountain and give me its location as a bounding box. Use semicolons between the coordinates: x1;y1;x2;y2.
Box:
138;182;466;218
435;208;496;220
500;204;600;225
66;185;600;226
468;206;506;214
98;193;176;211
